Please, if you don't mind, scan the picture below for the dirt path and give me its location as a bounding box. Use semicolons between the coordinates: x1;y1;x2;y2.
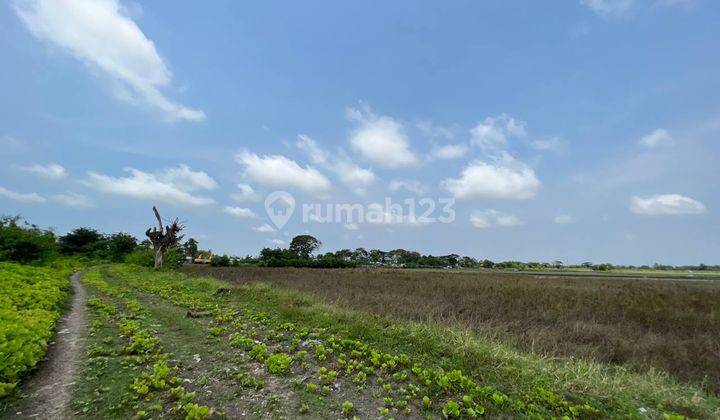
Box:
12;272;87;419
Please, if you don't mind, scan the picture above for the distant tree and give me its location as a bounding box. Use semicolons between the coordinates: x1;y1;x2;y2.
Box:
369;249;386;264
105;233;138;261
58;227;104;255
334;248;353;261
289;235;322;259
0;215;57;263
553;260;564;269
183;238;199;260
581;262;593;269
481;259;495;269
139;239;153;250
211;254;231;267
351;247;369;263
145;206;184;268
459;256;478;268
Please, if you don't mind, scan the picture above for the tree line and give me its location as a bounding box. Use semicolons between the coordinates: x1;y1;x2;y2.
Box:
2;215;717;271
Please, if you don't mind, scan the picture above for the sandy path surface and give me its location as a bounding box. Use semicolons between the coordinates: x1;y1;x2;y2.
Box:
12;272;87;420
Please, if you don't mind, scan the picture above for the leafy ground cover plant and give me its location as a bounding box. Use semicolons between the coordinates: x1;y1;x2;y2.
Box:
0;262;77;397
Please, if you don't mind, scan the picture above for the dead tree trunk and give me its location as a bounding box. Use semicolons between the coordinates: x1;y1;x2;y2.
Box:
145;206;183;268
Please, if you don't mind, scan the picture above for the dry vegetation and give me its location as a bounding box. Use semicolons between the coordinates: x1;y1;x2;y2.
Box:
183;266;720;394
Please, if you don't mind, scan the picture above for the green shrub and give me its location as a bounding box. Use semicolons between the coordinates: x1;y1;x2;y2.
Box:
0;216;57;263
124;250;155;267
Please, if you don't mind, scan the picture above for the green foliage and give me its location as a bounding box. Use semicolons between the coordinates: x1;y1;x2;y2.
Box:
289;235;322;258
124;249;155;267
183;403;211;420
0;215;57;263
58;227;104;255
264;353;293;374
340;400;354;416
0;262;72;395
210;254;231;267
442;400;461;418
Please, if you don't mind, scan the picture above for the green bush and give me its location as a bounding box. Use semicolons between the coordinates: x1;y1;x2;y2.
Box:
0;216;57;264
124;250;155;267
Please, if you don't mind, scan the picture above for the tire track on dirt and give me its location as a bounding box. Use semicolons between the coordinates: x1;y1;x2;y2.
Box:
12;272;87;420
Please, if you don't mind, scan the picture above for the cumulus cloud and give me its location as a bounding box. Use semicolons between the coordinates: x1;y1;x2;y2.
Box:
639;128;674;148
630;194;706;216
53;192;93;208
82;165;216;206
236;150;331;196
470;210;522;229
442;153;540;200
0;185;46;203
14;0;204;121
253;223;275;233
223;206;255;218
470;115;527;150
231;183;261;202
295;135;375;195
269;239;285;245
554;215;574;224
429;144;468;160
347;106;418;169
19;163;67;180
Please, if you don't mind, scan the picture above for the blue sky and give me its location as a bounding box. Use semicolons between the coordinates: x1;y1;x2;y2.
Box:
1;0;719;265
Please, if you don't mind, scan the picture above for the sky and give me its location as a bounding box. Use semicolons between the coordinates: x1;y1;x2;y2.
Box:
1;0;719;265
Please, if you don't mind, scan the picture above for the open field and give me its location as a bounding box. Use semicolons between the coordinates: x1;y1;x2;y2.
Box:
183;266;720;395
2;264;719;418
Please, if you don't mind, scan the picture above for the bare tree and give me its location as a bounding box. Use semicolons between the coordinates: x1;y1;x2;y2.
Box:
145;206;184;268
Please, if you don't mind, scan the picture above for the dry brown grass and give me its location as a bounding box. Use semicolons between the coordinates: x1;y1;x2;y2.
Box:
182;266;720;394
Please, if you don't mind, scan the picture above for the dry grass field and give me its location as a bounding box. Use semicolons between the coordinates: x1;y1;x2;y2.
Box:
182;266;720;394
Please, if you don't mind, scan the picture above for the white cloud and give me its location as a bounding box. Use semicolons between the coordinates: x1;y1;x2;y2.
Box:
630;194;706;216
253;223;275;233
429;144;468;160
295;135;375;195
53;192;93;208
347;106;418;169
554;215;574;224
231;183;261;202
296;134;329;165
365;202;430;226
82;165;215;206
581;0;634;17
442;153;541;200
343;223;359;230
223;206;255;218
639;128;674;148
236;150;331;196
14;0;204;121
388;180;426;195
0;186;46;203
19;163;67;180
269;239;285;245
334;160;376;195
470;115;526;150
470;210;522;229
530;137;564;152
